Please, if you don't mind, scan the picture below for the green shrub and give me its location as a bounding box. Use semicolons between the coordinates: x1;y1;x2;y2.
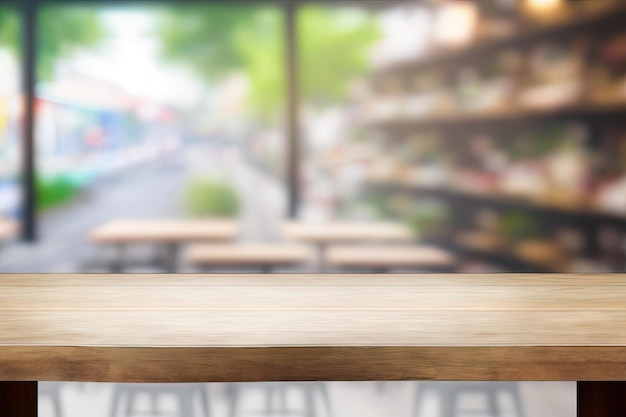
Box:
184;178;239;217
36;175;78;212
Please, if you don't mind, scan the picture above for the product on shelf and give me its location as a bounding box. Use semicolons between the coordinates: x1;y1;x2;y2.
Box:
500;210;542;241
514;239;567;270
456;230;503;251
542;143;589;208
404;198;449;240
475;0;519;41
404;72;454;118
453;52;519;115
596;226;625;272
367;79;405;122
553;227;609;272
593;175;626;215
518;39;588;110
590;32;626;105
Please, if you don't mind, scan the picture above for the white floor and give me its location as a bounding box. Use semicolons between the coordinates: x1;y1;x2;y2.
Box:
39;381;575;417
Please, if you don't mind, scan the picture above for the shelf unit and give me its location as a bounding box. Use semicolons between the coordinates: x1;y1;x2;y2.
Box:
368;183;626;229
372;3;626;80
426;238;561;273
361;2;626;272
364;104;626;133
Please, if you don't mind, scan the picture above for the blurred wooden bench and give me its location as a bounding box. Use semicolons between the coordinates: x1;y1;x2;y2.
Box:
325;245;457;273
184;244;315;273
88;219;238;272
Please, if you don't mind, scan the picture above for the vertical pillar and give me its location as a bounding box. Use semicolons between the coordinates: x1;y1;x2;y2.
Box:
21;0;37;242
284;1;300;219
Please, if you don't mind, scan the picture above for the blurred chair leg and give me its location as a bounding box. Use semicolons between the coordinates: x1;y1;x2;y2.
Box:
197;384;210;417
278;386;287;414
265;384;275;415
125;387;136;417
318;383;332;417
164;243;180;273
509;383;525;417
441;386;455;417
412;383;424;417
39;384;63;417
227;384;239;417
111;244;126;273
486;385;500;417
109;385;123;417
51;390;62;417
304;385;316;417
150;391;159;416
178;388;194;417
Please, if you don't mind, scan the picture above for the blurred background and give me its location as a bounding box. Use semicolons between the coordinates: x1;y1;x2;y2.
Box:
0;0;624;274
2;0;625;415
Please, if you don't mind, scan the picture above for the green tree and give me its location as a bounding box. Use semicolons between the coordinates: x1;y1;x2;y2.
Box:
156;5;380;120
0;5;104;80
157;5;261;81
298;7;380;104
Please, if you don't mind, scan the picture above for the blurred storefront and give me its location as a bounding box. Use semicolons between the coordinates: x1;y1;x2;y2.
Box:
0;50;21;220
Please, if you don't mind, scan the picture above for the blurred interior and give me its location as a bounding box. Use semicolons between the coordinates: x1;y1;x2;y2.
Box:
2;0;625;415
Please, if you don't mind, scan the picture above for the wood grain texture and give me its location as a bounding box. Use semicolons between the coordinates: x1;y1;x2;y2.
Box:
325;245;455;268
281;221;413;243
1;274;626;382
0;382;37;417
184;244;314;266
88;219;238;243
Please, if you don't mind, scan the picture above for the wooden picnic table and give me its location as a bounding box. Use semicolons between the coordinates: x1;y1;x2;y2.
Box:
0;273;625;416
88;219;239;272
281;221;413;270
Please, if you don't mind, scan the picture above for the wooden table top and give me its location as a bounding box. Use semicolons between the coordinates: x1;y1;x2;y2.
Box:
0;218;18;241
88;219;238;244
184;244;315;266
1;273;626;383
281;221;413;243
326;245;455;268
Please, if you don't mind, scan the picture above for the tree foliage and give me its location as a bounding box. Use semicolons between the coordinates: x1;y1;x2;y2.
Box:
298;7;380;103
156;5;380;120
157;5;261;81
0;5;104;80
